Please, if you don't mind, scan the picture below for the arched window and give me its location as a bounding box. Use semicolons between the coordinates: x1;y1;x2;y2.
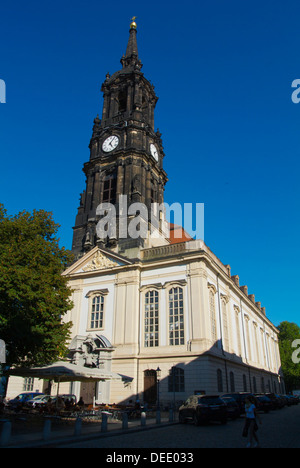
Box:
90;295;105;329
217;369;223;393
230;371;235;392
221;297;229;352
234;306;242;357
253;376;257;393
209;289;217;344
261;377;265;393
243;374;248;392
168;287;184;346
144;290;159;347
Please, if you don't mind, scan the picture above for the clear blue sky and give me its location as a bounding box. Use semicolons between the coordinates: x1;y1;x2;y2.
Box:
0;0;299;327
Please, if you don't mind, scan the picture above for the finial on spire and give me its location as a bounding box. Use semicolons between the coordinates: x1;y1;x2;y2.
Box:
130;16;137;30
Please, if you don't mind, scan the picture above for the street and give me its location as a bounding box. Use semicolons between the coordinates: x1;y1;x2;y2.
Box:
59;404;300;449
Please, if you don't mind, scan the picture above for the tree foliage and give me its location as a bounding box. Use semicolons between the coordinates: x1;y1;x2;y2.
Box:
0;204;73;367
278;321;300;392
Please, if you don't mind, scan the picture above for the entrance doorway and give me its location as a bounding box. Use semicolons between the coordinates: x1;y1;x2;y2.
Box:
80;381;96;405
144;370;157;404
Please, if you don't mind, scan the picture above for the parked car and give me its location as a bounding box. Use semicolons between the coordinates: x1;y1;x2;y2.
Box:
255;395;273;413
6;392;45;410
265;393;285;409
221;396;240;420
286;394;300;405
221;393;255;414
279;395;288;407
179;395;227;425
25;394;54;409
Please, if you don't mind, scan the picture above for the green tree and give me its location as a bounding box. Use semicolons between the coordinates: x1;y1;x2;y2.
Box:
0;204;73;367
278;321;300;392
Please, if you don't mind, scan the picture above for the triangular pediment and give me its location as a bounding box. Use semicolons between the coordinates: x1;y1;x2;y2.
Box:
63;247;133;276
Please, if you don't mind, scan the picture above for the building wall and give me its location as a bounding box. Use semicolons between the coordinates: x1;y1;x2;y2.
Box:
6;245;284;403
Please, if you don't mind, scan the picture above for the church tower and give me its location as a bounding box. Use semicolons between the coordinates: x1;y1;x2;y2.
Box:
72;19;168;258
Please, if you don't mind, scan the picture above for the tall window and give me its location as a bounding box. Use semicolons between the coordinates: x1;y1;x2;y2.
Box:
245;316;252;361
217;369;223;393
209;289;217;344
90;295;105;329
118;90;127;113
169;287;185;346
253;376;257;393
23;378;34;392
235;307;242;357
253;323;260;364
221;298;229;352
103;174;117;204
261;377;265;393
144;290;159;347
243;374;248;392
230;371;235;392
168;367;185;393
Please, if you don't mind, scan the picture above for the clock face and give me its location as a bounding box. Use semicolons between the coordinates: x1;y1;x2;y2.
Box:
102;135;119;153
150;143;159;162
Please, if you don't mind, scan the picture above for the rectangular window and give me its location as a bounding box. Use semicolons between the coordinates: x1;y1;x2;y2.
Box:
23;378;34;392
168;367;185;393
103;175;117;205
90;295;105;329
144;290;159;347
169;287;184;346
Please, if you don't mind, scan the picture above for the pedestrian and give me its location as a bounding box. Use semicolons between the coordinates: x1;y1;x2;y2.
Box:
78;397;85;408
242;396;262;448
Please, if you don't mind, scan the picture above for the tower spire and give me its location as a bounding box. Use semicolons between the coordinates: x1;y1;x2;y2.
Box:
121;17;142;69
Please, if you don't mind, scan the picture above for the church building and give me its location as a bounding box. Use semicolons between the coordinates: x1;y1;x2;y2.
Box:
6;19;284;405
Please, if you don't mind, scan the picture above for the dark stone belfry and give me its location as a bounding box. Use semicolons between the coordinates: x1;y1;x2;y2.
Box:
72;19;168;259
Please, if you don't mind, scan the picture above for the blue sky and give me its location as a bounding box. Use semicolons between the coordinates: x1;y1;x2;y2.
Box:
0;0;299;327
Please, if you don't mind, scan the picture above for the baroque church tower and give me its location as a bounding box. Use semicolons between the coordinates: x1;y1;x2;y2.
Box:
72;19;168;258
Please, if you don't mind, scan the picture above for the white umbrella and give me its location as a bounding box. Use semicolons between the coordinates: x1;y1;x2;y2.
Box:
9;361;123;383
8;361;127;404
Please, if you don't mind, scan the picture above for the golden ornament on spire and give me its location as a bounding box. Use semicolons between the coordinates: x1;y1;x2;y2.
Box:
130;16;137;30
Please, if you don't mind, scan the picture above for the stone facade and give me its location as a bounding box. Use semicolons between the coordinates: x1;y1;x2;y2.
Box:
58;241;283;406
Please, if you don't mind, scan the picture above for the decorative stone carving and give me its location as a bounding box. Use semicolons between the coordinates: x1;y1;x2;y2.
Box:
83;251;119;271
207;282;217;294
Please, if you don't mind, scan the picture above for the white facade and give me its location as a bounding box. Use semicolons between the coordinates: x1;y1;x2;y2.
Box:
6;239;283;403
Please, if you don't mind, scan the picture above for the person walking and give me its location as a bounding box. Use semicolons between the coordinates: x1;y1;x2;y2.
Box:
243;396;262;448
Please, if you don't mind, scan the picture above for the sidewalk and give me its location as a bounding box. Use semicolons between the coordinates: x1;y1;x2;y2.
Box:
1;415;178;448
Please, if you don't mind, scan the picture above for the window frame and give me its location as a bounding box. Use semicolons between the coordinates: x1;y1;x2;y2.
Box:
86;289;109;332
168;366;185;393
167;285;185;347
102;174;117;205
143;289;160;348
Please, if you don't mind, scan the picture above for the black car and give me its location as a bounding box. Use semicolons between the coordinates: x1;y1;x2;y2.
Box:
221;396;240;420
286;395;300;406
221;393;254;414
255;395;273;413
265;393;284;409
179;395;227;425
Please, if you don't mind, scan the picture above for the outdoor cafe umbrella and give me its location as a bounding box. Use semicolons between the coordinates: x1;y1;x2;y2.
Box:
8;361;125;397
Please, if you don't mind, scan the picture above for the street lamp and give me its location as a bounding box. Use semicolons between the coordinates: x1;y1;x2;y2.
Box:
156;367;161;409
